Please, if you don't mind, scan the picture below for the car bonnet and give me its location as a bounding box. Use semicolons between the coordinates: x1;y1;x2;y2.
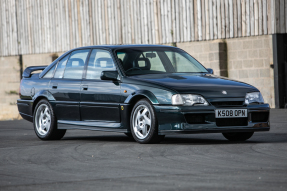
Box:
128;73;258;98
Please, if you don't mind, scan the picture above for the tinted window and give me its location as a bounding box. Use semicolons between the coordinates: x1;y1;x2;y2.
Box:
143;52;166;72
43;64;56;78
117;52;126;62
63;49;90;79
54;54;69;78
165;51;204;72
115;47;207;76
86;49;116;80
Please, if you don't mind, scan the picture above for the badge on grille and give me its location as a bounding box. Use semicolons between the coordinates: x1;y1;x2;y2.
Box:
222;90;227;94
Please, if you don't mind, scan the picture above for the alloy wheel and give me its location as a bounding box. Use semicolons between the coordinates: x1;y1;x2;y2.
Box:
132;105;152;139
35;104;51;136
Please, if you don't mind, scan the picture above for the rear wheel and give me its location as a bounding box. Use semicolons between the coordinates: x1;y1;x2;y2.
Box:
33;99;66;140
130;99;163;144
222;132;254;141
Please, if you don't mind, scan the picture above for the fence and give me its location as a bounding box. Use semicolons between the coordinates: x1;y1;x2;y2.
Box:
0;0;286;56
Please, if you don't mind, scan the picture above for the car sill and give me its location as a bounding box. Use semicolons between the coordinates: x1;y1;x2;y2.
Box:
57;120;127;133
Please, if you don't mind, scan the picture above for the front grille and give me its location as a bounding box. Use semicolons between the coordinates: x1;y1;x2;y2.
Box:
251;112;269;122
185;114;206;124
211;101;244;106
216;118;248;126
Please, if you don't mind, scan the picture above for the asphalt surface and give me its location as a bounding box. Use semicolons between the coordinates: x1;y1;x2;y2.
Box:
0;109;287;191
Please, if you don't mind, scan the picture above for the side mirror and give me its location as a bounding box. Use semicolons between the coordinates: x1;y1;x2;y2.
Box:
101;71;118;81
206;68;214;74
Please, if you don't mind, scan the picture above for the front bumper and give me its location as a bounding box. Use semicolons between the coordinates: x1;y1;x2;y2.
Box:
154;104;270;135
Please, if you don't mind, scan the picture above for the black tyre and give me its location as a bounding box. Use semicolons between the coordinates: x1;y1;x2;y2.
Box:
33;99;66;140
130;99;163;144
222;132;254;141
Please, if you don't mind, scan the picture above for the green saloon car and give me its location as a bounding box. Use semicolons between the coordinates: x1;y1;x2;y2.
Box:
17;45;270;144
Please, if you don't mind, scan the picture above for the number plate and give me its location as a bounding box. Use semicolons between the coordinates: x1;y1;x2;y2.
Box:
215;109;247;118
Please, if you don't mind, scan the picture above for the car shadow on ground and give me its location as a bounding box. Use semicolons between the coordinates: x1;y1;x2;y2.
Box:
60;132;287;145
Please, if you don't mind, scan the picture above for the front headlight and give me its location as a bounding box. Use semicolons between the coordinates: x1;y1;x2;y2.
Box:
172;94;209;106
245;92;264;105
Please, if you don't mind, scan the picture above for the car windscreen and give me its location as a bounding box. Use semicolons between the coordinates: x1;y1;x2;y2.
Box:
115;47;208;76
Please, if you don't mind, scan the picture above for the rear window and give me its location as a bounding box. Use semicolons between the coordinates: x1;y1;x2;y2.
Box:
54;55;69;78
43;65;56;78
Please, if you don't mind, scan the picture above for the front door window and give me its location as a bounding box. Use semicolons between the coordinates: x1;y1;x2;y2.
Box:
86;49;116;80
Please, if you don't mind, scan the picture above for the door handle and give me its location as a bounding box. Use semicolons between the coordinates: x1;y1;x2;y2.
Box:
82;85;88;91
52;83;58;89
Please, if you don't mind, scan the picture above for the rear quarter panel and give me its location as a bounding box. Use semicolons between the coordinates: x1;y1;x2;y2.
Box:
18;74;51;117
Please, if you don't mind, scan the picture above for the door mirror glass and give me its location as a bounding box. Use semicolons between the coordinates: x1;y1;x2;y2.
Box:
206;68;214;74
101;71;118;81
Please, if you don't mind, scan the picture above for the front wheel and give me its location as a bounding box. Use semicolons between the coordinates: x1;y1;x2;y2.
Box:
222;132;254;141
130;99;163;144
33;99;66;140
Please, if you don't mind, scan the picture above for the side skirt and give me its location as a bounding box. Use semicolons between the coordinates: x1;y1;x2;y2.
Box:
57;120;127;133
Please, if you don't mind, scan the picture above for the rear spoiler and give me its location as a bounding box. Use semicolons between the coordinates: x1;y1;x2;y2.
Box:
22;66;48;78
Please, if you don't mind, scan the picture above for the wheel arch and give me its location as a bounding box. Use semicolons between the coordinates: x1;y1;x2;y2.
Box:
125;90;159;119
32;90;55;114
125;92;163;143
124;90;159;105
123;90;159;132
128;95;149;109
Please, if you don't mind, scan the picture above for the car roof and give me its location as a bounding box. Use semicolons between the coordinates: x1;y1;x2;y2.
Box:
71;44;178;51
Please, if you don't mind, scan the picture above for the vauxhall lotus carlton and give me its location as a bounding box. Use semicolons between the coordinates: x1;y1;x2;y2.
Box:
17;45;270;143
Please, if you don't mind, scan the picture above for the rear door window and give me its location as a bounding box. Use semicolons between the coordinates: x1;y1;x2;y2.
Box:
63;49;90;79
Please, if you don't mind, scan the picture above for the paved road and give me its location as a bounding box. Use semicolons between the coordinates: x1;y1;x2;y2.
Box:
0;109;287;191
